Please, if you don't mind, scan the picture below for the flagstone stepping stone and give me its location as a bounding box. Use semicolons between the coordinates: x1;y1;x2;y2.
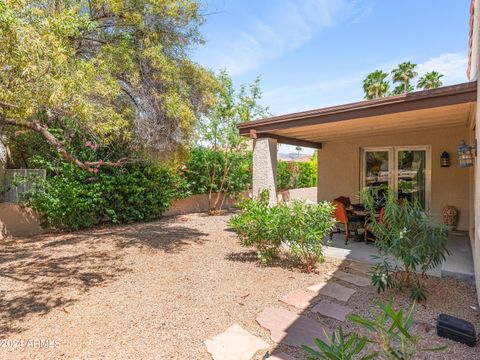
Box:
256;307;332;349
348;261;372;275
307;281;356;302
204;324;269;360
332;271;371;287
311;299;352;321
279;289;318;309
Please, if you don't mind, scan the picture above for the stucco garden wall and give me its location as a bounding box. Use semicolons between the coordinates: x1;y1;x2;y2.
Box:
0;203;43;239
317;125;471;231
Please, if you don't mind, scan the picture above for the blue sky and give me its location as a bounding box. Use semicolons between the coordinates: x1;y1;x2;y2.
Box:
193;0;471;153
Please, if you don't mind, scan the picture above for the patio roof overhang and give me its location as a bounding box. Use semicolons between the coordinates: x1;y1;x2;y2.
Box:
238;81;478;148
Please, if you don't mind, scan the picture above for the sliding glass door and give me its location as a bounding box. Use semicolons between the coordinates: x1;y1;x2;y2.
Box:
361;147;431;209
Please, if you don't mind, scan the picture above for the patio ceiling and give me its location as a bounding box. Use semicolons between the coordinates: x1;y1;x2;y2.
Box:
238;81;477;148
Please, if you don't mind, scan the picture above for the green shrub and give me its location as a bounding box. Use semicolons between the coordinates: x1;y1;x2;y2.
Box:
277;160;317;190
228;191;289;264
286;200;335;271
362;188;449;301
296;161;317;188
304;299;446;360
229;192;335;269
180;147;252;197
22;162;176;230
277;162;294;190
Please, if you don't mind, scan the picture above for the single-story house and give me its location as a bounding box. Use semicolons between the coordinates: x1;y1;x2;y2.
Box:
238;0;480;302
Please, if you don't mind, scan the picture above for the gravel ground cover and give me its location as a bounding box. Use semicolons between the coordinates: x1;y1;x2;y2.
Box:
0;213;478;359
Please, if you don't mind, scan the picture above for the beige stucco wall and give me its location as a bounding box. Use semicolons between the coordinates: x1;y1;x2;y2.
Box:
0;203;43;239
317;125;471;230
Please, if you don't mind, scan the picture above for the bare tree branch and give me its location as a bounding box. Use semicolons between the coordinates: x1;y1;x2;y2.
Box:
1;116;137;172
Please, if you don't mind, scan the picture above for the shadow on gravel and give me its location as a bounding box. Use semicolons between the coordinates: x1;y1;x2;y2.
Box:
0;216;208;338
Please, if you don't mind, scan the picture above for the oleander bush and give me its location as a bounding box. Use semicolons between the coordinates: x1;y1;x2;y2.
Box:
362;187;449;301
304;299;446;360
286;199;335;271
229;191;335;269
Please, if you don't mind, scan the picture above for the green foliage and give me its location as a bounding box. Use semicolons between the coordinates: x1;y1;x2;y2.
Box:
198;70;268;212
362;187;449;301
179;147;252;197
297;162;317;188
362;63;444;99
303;327;372;360
363;70;390;99
277;162;294;191
287;200;335;271
277;161;317;190
306;299;446;360
229;192;334;269
228;191;289;264
417;71;443;90
22;162;177;230
391;62;418;94
1;0;217;166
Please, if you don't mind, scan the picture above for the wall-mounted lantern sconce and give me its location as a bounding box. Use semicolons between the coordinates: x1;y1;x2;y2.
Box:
440;151;450;167
458;140;476;168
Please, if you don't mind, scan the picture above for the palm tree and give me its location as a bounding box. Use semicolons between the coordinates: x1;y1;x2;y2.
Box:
295;146;302;158
416;71;444;90
391;62;418;94
363;70;390;99
392;83;414;95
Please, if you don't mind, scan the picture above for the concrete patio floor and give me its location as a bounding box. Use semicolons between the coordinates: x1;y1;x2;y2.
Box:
323;231;475;282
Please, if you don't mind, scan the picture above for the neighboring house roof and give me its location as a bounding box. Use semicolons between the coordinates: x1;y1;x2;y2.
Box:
239;81;477;148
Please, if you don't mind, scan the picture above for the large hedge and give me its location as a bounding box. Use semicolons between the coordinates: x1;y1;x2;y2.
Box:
22;163;177;230
178;147;252;197
277;161;317;191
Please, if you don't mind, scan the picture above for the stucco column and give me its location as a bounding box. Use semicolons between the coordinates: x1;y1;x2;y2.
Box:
252;137;277;206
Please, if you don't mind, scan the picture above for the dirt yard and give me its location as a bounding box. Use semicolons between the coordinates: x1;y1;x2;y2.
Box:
0;213;478;359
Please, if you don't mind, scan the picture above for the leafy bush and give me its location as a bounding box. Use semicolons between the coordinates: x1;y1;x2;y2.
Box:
180;147;252;198
304;299;446;360
22;162;177;230
228;191;290;264
229;192;334;269
363;188;449;301
296;161;317;188
286;200;335;271
277;161;317;190
277;162;294;191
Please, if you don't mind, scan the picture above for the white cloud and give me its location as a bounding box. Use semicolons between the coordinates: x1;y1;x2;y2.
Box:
199;0;362;76
416;52;468;85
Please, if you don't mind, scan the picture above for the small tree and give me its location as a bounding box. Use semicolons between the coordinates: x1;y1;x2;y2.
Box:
362;187;449;301
199;70;269;213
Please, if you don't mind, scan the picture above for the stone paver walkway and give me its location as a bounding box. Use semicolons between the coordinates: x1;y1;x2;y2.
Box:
279;289;317;309
311;299;352;321
256;307;332;348
307;281;356;302
332;270;371;286
204;324;269;360
348;261;372;275
204;264;364;359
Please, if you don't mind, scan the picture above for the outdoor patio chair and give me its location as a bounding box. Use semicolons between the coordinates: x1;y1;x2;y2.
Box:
330;200;365;245
364;207;384;244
